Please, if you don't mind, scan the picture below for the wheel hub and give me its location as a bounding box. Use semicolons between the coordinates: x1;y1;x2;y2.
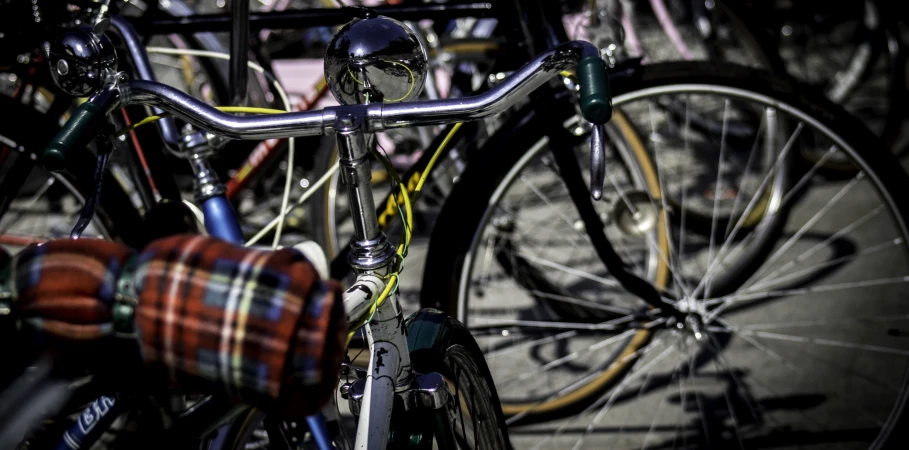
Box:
670;297;709;342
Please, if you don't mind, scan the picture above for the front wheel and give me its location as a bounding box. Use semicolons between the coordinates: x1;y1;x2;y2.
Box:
405;309;512;450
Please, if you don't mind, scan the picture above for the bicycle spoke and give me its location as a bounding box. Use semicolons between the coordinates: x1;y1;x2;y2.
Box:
732;329;909;357
640;341;691;450
745;238;902;292
741;314;909;331
604;153;689;295
525;290;638;315
648;100;690;298
497;329;637;387
479;233;497;289
745;171;865;284
708;327;872;436
713;357;746;450
774;146;837;211
567;339;679;450
704;334;768;427
520;174;593;243
704;99;731;299
721;108;769;241
510;249;621;288
742;205;884;292
690;122;805;298
766;336;893;425
0;176;56;230
670;334;699;450
486;329;581;358
705;276;909;307
509;329;667;426
470;316;635;332
715;317;803;375
677;95;692;296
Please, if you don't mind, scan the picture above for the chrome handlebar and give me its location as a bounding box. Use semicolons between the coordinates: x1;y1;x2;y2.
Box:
48;40;610;199
122;41;597;137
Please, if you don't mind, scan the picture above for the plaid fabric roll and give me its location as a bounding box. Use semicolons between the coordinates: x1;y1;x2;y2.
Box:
132;235;347;418
3;238;133;342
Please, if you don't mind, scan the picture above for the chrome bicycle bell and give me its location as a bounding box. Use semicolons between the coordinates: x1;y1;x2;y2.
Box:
324;10;427;105
47;26;117;97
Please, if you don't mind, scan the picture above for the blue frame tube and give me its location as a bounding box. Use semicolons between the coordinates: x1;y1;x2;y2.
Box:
53;396;120;450
201;194;244;244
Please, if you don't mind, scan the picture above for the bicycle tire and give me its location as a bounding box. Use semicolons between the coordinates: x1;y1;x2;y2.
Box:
405;309;513;450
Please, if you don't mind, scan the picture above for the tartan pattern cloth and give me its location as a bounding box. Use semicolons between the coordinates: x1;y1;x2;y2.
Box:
132;235;347;417
3;238;133;342
0;235;347;417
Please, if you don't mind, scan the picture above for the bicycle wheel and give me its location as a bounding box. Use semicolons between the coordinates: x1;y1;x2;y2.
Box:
405;309;512;449
423;61;909;448
739;0;906;151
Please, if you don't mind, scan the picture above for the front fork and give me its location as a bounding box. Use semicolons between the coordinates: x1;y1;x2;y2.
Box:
333;112;450;449
356;293;414;450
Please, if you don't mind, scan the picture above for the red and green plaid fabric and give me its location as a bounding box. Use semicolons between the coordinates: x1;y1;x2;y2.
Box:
1;235;347;417
3;238;133;342
132;235;346;417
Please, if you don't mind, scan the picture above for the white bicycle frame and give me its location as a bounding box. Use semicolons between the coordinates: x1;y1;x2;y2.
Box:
343;275;411;450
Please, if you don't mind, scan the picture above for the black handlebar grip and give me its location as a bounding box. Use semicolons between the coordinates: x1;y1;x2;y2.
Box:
43;101;105;172
576;56;612;124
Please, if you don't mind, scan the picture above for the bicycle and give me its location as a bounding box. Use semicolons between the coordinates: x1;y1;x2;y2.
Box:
4;10;617;450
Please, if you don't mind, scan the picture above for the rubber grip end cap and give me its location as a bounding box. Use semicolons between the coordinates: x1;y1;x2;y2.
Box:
577;56;612;124
42;101;103;173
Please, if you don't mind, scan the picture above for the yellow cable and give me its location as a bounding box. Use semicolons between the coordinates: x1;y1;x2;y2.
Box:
372;147;413;254
217;106;286;114
414;122;462;197
347;64;366;85
116;106;287;136
346;272;398;343
346;60;416;102
382;61;416;103
396;184;413;255
120;105;416;344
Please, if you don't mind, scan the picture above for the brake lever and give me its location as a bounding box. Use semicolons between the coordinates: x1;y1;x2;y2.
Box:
589;122;607;201
70;123;115;239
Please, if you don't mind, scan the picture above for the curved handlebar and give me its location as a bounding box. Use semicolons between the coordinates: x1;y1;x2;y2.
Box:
120;40;607;139
43;39;612;196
